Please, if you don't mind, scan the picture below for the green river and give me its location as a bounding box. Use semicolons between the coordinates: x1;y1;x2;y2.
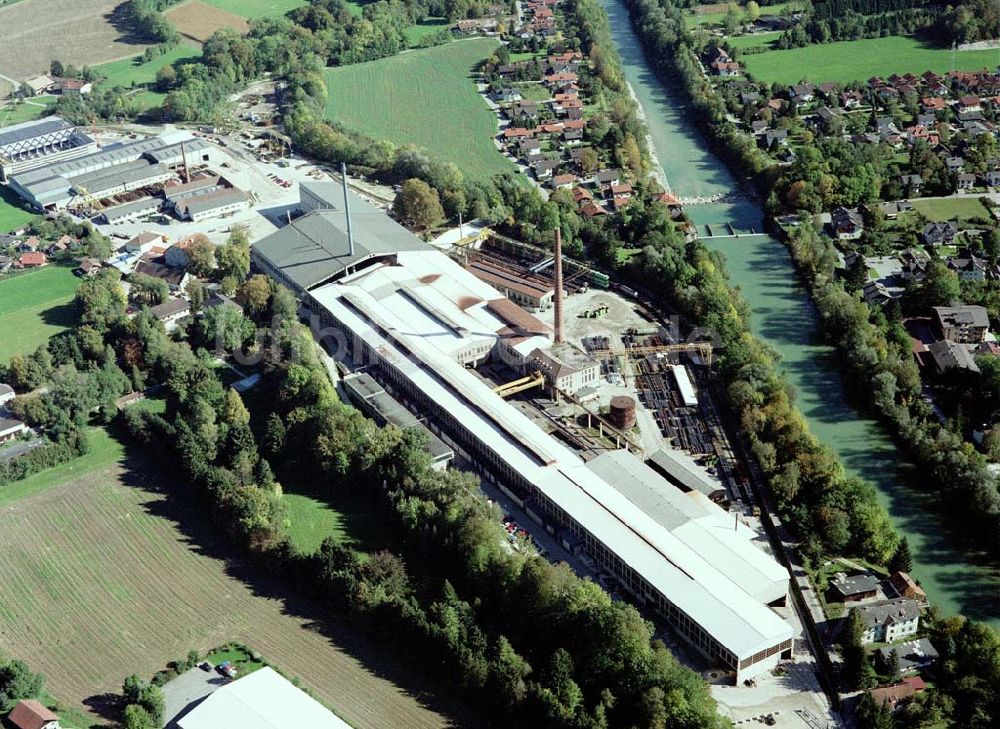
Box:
600;0;1000;625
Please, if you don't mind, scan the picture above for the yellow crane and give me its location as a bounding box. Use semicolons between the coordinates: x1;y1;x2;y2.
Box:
493;372;545;398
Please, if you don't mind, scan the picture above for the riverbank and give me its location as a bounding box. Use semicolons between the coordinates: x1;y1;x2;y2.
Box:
624;77;671;193
601;0;1000;626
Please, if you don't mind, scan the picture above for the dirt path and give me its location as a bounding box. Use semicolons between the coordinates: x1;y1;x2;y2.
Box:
0;456;472;728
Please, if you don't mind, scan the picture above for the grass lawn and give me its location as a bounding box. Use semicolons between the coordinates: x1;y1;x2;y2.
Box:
0;266;79;364
324;38;512;179
94;44;201;89
284;480;390;555
743;35;1000;85
515;82;551;101
404;17;449;47
202;0;306;19
686;1;803;28
0;184;38;232
0;427;124;508
727;31;782;50
0;97;56;127
911;197;990;222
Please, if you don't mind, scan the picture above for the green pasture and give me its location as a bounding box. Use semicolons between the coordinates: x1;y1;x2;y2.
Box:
0;266;78;364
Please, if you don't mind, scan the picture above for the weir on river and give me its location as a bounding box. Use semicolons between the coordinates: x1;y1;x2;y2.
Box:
600;0;1000;625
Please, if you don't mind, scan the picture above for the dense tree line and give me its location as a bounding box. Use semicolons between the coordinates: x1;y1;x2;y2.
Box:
115;293;724;726
785;223;1000;554
124;0;182;45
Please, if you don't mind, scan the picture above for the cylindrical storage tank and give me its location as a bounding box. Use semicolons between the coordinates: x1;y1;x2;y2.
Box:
609;395;636;430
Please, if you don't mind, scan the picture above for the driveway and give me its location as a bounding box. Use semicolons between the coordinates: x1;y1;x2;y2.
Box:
163;667;230;728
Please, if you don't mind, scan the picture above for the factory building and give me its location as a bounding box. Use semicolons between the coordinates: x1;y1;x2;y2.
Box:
342;372;454;470
7;134;216;210
647;448;728;503
257;178;794;681
301;247;793;683
251;182;431;296
0;116;97;180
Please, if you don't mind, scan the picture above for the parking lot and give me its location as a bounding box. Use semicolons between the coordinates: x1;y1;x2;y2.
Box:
162;664;229;728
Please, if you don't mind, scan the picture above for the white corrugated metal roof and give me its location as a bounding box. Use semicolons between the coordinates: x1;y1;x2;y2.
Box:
177;667;351;729
310;253;794;660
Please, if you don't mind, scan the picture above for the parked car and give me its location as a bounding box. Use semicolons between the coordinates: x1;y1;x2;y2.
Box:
216;661;237;679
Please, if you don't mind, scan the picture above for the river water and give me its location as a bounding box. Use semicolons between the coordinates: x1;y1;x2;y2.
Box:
600;0;1000;625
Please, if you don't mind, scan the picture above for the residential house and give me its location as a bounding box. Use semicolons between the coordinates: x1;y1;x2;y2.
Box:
762;129;788;149
928;339;980;373
53;77;91;95
986;169;1000;187
945;156;965;174
751;120;768;135
790;83;814;104
165;236;199;268
830;573;879;603
921;221;958;246
16;251;46;268
45;234;75;256
493;87;521;103
550;173;577;190
853;598;920;645
900;174;924;195
947;252;987;281
957;172;977;190
876;639;938;675
889;571;927;602
7;701;59;729
0;255;11;273
830;206;864;240
75;258;102;277
740;91;760;105
580;201;607;218
841;90;863;109
532;158;562;181
934;305;990;342
898;248;929;281
571;186;593;205
863;281;895;307
710;61;741;77
593;169;621;187
23;75;54;96
958;95;981;112
149;298;191;332
870;677;926;712
126;231;165;254
134;259;190;292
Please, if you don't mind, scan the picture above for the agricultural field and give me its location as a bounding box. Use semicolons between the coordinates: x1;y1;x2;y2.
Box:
0;265;77;364
166;0;250;44
324;38;512;179
742;36;1000;85
0;0;149;80
0;449;460;728
93;44;201;90
202;0;306;19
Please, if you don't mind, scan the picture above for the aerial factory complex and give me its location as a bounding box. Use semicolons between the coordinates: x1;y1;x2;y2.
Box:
253;181;795;682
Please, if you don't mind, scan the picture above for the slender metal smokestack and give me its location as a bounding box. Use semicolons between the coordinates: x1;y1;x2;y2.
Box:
341;163;354;257
180;142;190;184
554;228;564;344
